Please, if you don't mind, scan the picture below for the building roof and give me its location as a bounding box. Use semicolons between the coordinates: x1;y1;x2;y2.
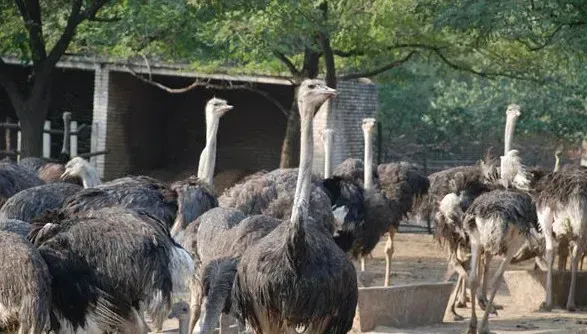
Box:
1;55;295;86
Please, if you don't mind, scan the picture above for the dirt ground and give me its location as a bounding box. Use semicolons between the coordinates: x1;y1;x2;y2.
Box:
157;233;587;334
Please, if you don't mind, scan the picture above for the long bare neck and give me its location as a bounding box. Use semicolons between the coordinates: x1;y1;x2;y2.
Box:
363;129;374;190
61;113;71;155
323;130;334;178
81;166;102;188
177;316;189;334
197;112;220;188
504;114;518;153
291;105;313;224
554;155;561;172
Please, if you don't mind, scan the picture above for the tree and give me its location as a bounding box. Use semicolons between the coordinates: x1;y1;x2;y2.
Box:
0;0;112;157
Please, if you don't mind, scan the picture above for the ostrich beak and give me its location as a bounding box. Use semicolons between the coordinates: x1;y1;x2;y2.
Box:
60;169;71;180
323;87;337;98
221;105;234;112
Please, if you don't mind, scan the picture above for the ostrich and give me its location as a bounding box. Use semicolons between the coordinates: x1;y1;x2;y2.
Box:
0;231;51;334
322;129;334;179
232;79;357;334
534;164;587;311
463;104;541;334
0;182;82;222
27;207;194;333
332;152;429;285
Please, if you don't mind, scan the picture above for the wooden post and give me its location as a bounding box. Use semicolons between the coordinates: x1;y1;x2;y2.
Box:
16;122;21;162
43;120;51;158
70;121;78;157
4;117;11;153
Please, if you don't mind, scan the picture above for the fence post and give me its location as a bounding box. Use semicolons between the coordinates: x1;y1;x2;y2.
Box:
43;120;51;158
70;121;78;157
16;122;21;162
4;117;11;153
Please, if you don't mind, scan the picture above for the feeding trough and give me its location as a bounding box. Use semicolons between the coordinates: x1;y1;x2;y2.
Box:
352;282;454;332
504;270;587;311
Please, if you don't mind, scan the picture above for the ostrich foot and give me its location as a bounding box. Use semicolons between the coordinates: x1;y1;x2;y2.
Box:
466;324;477;334
539;302;553;312
477;298;501;314
566;303;576;312
446;312;464;322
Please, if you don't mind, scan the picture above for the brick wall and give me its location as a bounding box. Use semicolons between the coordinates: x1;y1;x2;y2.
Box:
312;80;378;175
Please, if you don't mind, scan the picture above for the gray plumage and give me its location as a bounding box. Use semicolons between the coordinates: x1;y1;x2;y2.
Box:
219;168;335;233
0;183;82;223
333;158;377;186
18;157;46;173
62;175;179;228
464;189;539;255
0;218;30;239
190;209;280;334
28;207;193;333
0;163;44;207
0;231;51;334
170;176;219;244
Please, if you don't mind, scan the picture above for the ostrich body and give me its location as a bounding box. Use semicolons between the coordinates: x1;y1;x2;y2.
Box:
0;218;30;238
0;183;82;222
332;154;429;286
0;163;44;207
0;231;51;334
28;207;193;333
232;79;357;334
188;209;281;334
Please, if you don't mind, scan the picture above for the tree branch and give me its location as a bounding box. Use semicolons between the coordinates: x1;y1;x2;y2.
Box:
15;0;47;63
273;51;300;77
124;64;290;117
338;51;417;80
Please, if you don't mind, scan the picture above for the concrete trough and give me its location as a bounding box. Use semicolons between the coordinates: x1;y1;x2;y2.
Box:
352;282;454;332
503;270;587;311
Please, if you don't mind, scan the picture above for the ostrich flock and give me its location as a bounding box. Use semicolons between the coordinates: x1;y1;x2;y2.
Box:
0;79;585;334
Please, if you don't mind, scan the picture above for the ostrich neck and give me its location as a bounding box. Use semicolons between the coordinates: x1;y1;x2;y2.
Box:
323;132;333;178
291;107;314;224
197;114;220;188
504;115;518;154
554;156;560;172
363;130;374;190
177;316;189;334
81;168;101;188
62;117;71;155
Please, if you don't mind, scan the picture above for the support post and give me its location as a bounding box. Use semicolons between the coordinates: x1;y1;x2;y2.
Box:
16;122;21;162
4;117;11;153
43;120;51;158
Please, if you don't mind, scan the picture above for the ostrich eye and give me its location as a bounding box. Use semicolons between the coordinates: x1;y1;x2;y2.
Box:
308;84;316;89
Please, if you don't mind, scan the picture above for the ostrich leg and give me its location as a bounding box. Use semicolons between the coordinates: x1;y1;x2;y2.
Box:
467;238;482;334
566;240;583;311
478;232;524;334
477;252;503;313
384;228;396;286
188;278;204;334
539;207;555;311
558;237;569;271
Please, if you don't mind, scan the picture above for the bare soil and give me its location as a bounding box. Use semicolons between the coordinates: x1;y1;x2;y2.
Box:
157;233;587;334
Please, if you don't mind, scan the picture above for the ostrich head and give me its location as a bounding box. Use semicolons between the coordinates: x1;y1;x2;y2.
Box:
205;97;233;119
297;79;337;116
168;301;190;334
361;118;376;134
62;157;101;188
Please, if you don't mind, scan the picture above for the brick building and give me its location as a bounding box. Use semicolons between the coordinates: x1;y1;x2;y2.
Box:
0;57;378;180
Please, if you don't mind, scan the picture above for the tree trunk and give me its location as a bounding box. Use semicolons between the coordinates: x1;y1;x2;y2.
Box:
19;112;45;157
581;138;587;167
279;100;300;168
